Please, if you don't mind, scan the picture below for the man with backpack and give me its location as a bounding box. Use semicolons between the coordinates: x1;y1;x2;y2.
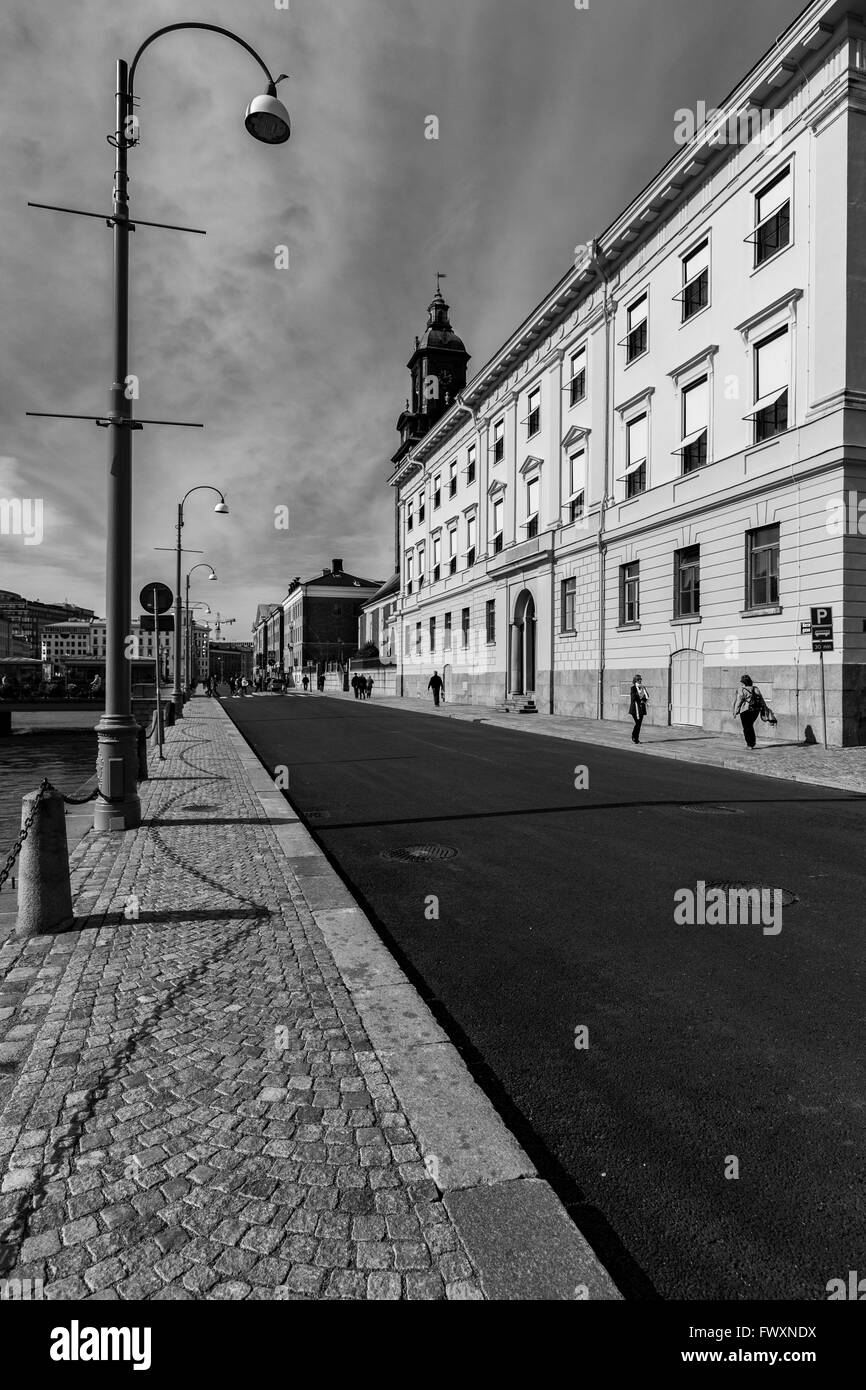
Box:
732;673;769;748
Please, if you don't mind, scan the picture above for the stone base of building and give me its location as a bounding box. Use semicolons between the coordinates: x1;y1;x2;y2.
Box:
393;662;866;747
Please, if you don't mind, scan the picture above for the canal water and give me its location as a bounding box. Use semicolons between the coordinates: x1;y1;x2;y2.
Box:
0;727;97;907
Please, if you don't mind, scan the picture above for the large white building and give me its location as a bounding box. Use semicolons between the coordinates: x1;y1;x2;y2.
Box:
41;617;208;681
390;0;866;745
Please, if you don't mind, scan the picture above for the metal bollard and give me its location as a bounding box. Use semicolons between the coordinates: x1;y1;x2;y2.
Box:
15;790;74;937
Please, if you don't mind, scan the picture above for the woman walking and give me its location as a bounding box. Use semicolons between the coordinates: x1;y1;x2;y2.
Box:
732;673;763;749
628;674;649;744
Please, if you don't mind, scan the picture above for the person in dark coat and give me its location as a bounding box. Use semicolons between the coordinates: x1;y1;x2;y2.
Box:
351;674;359;699
428;671;444;707
628;674;649;744
732;673;763;749
366;676;373;700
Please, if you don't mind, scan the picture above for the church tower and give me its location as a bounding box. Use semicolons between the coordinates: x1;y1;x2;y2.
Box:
392;277;470;470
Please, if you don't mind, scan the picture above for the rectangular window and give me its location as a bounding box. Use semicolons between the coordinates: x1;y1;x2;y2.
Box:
754;166;791;267
415;622;422;654
407;499;414;532
681;239;709;321
747;524;780;608
444;612;452;650
467;445;476;484
752;327;789;442
675;545;701;617
493;418;505;463
626;294;648;363
492;494;503;551
526;475;539;527
418;495;425;523
461;607;470;648
620;561;640;625
569;346;587;406
429;617;436;653
526;387;541;438
561;576;576;632
417;543;425;588
625;414;647;498
485;599;495;644
406;552;414;594
466;514;476;567
449;460;457;497
433;474;441;509
568;449;586;522
432;533;441;576
680;377;708;473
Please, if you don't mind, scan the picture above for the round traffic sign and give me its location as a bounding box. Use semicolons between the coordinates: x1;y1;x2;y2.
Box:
140;581;173;614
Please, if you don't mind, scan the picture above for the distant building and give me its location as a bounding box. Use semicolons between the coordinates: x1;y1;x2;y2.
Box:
281;560;382;674
0;590;96;659
42;619;173;679
252;603;284;674
209;641;253;683
358;573;399;661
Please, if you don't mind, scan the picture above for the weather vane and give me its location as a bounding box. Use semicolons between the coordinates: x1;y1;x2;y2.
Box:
435;271;447;295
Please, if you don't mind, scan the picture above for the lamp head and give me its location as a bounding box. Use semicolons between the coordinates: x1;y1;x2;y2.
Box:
208;571;218;581
245;82;291;144
214;501;229;515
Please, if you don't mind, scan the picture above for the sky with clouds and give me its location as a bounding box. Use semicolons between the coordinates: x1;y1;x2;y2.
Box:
1;0;803;635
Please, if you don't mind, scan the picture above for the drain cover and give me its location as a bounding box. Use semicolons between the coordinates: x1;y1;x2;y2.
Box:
680;804;742;814
705;881;798;906
380;845;459;863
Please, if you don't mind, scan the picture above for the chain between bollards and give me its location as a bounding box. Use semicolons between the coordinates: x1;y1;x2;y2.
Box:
0;777;120;896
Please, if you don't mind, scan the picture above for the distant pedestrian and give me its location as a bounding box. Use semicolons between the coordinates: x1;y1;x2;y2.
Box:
241;676;250;697
629;674;649;744
732;674;765;749
352;674;360;700
366;676;373;700
428;670;444;707
302;674;309;691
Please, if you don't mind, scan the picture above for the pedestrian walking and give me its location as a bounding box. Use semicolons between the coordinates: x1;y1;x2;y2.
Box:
366;676;373;700
358;675;366;700
629;674;649;744
352;674;360;700
240;676;250;697
732;673;767;749
302;674;309;691
428;670;444;707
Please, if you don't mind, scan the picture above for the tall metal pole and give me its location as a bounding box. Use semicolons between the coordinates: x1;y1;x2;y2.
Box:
819;649;828;750
94;59;141;831
185;573;191;694
173;502;184;717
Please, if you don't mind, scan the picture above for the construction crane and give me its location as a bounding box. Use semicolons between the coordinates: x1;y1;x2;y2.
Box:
213;613;236;639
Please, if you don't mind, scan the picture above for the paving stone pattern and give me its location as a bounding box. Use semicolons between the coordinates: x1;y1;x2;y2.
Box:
0;708;484;1300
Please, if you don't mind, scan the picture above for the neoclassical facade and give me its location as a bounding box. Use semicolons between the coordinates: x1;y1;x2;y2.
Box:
389;0;866;744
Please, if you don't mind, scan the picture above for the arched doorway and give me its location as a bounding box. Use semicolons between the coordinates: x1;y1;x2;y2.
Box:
670;648;703;726
510;590;536;696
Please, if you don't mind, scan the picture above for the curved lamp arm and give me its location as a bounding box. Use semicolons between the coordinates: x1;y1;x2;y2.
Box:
129;22;279;100
181;483;227;514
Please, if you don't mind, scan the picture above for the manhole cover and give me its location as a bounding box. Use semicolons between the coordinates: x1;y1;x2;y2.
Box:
679;804;742;814
705;881;798;906
380;845;459;863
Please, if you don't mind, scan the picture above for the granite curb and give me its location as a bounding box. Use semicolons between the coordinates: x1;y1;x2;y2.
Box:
218;698;621;1301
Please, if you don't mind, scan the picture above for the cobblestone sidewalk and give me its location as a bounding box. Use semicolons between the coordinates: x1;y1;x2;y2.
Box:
0;705;485;1300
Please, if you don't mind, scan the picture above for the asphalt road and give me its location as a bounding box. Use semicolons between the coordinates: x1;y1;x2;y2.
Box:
224;691;865;1301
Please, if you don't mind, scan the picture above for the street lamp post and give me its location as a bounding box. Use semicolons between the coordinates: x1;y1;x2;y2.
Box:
92;22;289;831
184;576;216;693
174;497;225;715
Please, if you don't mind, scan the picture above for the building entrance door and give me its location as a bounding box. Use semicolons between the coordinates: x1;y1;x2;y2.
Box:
670;648;703;726
510;590;536;696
